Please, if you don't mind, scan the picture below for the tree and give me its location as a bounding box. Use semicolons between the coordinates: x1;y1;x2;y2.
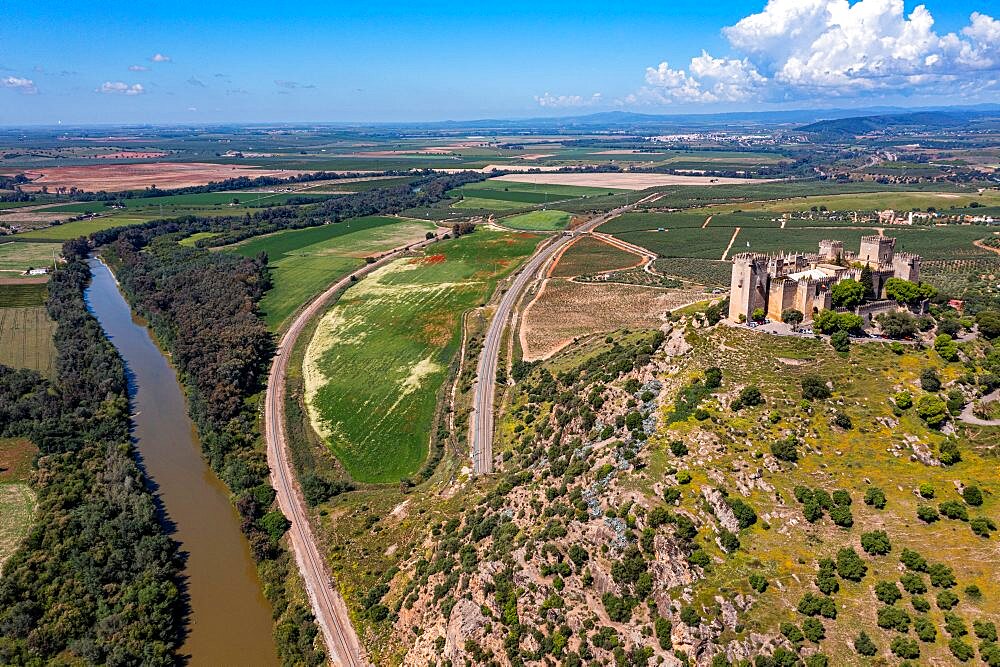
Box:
920;368;941;392
781;308;804;326
771;436;799;462
854;631;877;656
802;375;832;400
877;311;918;339
861;530;892;555
831;330;850;353
704;366;723;389
975;310;1000;339
837;547;867;581
885;278;935;305
832;279;866;309
864;487;887;509
916;394;948;428
751;307;766;323
962;485;983;506
735;385;763;408
860;263;874;299
875;580;903;605
934;334;959;362
814;309;864;335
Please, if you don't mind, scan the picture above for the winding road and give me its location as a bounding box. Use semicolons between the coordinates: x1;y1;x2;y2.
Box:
469;195;661;474
264;232;441;667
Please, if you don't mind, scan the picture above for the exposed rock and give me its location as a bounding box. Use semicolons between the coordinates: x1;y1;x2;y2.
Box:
702;486;740;533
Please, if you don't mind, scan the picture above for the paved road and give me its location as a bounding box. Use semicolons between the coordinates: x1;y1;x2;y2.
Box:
469;196;659;474
264;233;439;667
959;388;1000;426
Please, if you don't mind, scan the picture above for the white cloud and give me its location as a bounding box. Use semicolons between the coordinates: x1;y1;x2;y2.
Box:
634;1;1000;104
534;92;603;108
1;76;37;94
274;79;315;89
129;65;149;72
150;53;172;63
187;77;206;87
98;81;145;96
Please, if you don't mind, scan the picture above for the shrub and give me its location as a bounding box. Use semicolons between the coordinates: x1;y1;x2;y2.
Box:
680;605;700;627
798;592;837;618
916;394;948;428
655;616;672;650
900;573;927;594
900;548;928;572
914;614;937;642
918;483;935;498
935;334;959;361
676;470;692;484
949;638;975;662
854;631;877;656
727;497;758;529
964;585;982;601
861;530;892;555
781;622;804;647
912;596;931;612
917;505;939;523
920;368;941;392
864;486;887;509
890;636;920;659
939;500;969;521
939;439;961;465
704;366;722;389
971;516;997;538
944;612;968;637
962;485;983;506
803;500;824;523
830;330;851;352
928;563;957;588
815;558;839;595
829;505;853;528
974;621;998;642
937;590;959;610
831;489;851;506
801;376;831;400
669;440;689;457
875;581;903;605
601;593;635;623
836;548;867;581
770;437;799;462
719;528;740;553
802;617;825;642
878;605;910;632
804;655;828;667
663;486;681;503
894;390;913;409
748;573;768;593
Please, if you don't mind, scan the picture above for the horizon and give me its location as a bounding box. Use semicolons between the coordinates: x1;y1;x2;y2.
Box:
3;0;998;126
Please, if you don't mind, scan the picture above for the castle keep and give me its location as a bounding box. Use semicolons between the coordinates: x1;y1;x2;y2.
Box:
728;236;921;323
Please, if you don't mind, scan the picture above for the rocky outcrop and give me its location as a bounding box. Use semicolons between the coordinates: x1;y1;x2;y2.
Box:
702;486;740;533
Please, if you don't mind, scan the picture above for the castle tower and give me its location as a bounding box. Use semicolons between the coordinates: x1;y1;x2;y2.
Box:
892;252;921;283
729;253;769;322
818;239;844;263
859;236;896;265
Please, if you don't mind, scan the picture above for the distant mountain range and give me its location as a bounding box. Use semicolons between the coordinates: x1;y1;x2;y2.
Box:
797;109;1000;138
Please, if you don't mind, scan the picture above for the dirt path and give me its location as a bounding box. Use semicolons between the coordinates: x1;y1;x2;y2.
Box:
721;227;742;260
702;215;712;229
264;232;439;667
974;238;1000;256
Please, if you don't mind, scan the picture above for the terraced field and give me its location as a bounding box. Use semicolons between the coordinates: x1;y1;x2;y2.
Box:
302;229;540;482
230;216;437;329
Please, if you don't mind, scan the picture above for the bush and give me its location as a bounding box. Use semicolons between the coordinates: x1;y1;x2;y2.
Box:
836;548;867;581
894;390;913;409
831;411;852;428
864;486;887;509
962;485;983;506
680;605;700;627
728;497;758;529
663;486;681;503
917;505;939;523
971;516;997;538
975;621;998;642
861;530;892;555
815;558;839;594
676;470;692;484
949;638;975;662
912;596;931;612
798;592;837;618
964;584;982;601
781;622;804;647
918;482;935;498
719;528;740;553
770;437;799;462
655;616;672;650
830;330;851;353
854;631;877;656
802;617;825;642
928;562;956;588
829;505;853;528
890;636;920;659
937;590;959;610
935;334;959;361
704;366;722;389
801;375;831;400
669;440;689;457
804;655;828;667
939;439;961;465
749;573;768;593
944;612;968;637
875;581;903;605
940;500;969;521
900;573;927;594
914;614;937;642
735;385;764;408
916;394;948;428
900;548;928;572
920;368;942;392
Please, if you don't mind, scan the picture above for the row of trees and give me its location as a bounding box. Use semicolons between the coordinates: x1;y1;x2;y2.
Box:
0;255;182;665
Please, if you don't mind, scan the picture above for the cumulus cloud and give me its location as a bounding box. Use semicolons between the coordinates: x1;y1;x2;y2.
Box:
634;0;1000;104
534;92;603;108
129;65;149;72
2;76;38;94
98;81;145;96
150;53;172;63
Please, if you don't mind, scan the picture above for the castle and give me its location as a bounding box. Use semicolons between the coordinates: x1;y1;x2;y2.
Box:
728;236;920;323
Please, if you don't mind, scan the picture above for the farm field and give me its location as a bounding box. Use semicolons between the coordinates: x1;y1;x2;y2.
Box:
36;190;336;214
520;278;703;360
455;179;627;201
15;215;147;240
500;209;572;231
0;306;58;376
0;241;58;273
615;226;738;259
230;216;437;330
653;257;732;286
451;196;527;211
302;228;540;482
17;162;305;192
0;438;38;574
0;283;47;307
550;236;642;278
711;189;1000;214
494;172;777;190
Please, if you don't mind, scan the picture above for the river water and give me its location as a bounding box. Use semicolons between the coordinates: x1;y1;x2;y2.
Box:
85;258;279;666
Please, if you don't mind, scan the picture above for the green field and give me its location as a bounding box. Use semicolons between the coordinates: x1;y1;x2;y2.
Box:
178;231;219;247
303;228;540;482
0;438;38;573
15;215;148;241
230;216;437;330
500;209;573;231
0;283;47;307
451;196;527;211
0;306;57;377
715;189;1000;214
0;242;59;273
37;191;336;214
616;227;737;259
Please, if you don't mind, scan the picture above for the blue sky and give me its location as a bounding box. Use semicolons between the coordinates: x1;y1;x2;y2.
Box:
1;0;997;125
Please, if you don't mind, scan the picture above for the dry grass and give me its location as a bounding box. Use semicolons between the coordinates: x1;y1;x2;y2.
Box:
0;438;38;574
0;306;57;377
19;162;304;192
520;279;703;360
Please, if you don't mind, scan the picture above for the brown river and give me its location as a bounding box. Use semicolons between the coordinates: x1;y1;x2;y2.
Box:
85;258;279;666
